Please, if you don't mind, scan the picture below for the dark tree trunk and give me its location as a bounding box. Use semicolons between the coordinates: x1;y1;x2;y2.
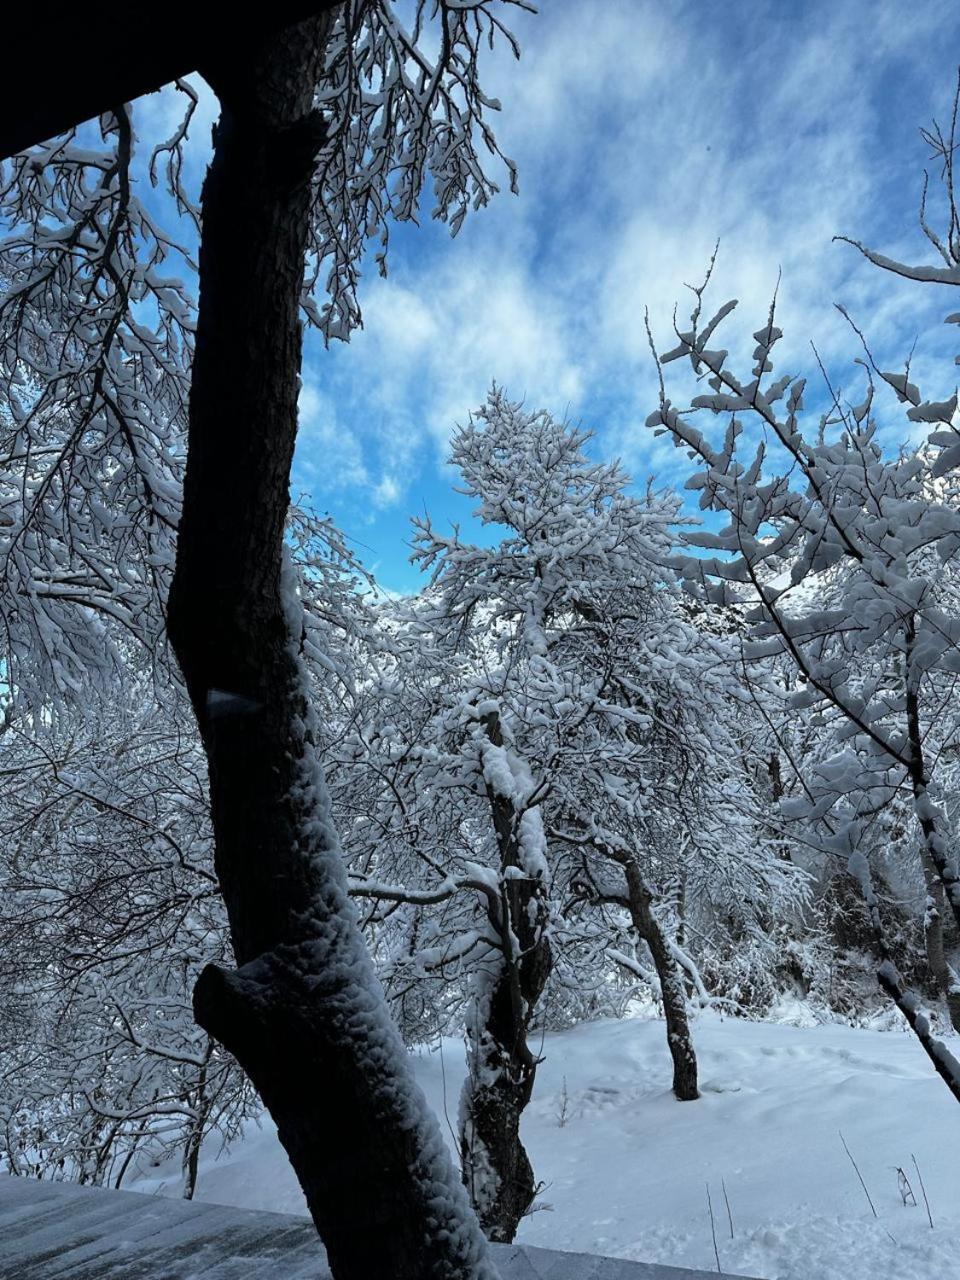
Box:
565;829;700;1104
876;959;960;1104
167;15;494;1280
623;864;699;1102
849;854;960;1105
182;1121;202;1202
903;622;960;1033
181;1042;212;1200
905;623;960;937
460;712;552;1244
918;851;960;1033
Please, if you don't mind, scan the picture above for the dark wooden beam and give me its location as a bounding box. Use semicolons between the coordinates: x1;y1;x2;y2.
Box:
0;6;344;160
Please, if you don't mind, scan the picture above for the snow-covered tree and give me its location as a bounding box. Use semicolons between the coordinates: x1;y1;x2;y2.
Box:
336;534;555;1239
0;507;372;1199
646;217;960;1100
428;396;802;1099
0;695;253;1197
375;392;804;1144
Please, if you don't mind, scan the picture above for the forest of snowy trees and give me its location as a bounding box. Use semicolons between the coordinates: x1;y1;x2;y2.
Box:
4;318;960;1232
3;4;960;1280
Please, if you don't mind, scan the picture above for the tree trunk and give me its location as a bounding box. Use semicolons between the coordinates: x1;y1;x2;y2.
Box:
624;864;699;1102
167;15;495;1279
852;858;960;1105
876;960;960;1104
459;712;552;1243
905;624;960;937
181;1041;213;1201
904;625;960;1033
460;905;549;1244
920;850;960;1033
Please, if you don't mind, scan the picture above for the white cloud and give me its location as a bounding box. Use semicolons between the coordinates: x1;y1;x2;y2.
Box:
372;474;401;508
294;378;369;497
309;254;587;472
296;0;960;537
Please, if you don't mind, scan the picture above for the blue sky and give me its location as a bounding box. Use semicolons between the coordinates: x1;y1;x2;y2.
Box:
149;0;960;594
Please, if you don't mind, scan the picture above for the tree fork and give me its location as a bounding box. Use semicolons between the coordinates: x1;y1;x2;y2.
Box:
168;13;494;1278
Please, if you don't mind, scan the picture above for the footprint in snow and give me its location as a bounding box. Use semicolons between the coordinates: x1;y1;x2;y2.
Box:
700;1078;744;1094
578;1085;623;1113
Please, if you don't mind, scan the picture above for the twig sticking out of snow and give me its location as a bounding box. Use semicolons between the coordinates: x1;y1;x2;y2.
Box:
895;1166;917;1207
912;1153;935;1229
705;1182;723;1273
721;1177;734;1239
556;1076;570;1128
839;1130;878;1218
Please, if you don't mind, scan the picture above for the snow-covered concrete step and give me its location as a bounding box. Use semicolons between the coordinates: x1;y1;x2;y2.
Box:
0;1174;745;1279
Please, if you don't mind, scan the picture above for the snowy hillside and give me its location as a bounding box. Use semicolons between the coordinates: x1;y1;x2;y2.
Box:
130;1013;960;1280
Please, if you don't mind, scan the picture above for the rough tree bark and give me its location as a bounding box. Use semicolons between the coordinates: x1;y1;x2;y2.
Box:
167;13;495;1280
459;711;552;1244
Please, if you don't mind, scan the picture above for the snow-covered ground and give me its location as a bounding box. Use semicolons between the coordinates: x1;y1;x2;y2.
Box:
131;1012;960;1280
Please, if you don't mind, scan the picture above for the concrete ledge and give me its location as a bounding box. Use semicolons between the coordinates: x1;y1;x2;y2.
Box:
0;1174;748;1279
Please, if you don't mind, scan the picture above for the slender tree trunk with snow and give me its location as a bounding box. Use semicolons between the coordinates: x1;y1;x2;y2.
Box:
459;712;552;1243
565;824;702;1103
623;863;699;1102
167;15;494;1279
